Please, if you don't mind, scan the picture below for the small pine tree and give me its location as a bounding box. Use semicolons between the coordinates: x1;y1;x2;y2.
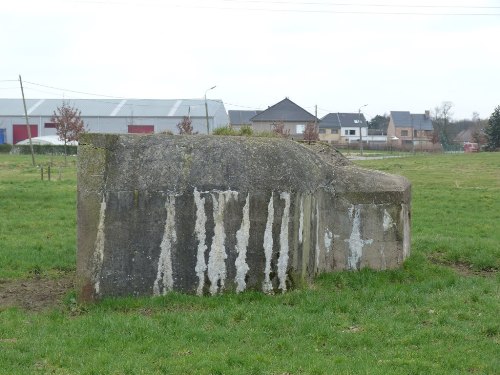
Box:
485;105;500;151
51;101;85;164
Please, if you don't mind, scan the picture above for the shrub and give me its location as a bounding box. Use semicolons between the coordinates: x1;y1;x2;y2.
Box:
11;144;78;155
239;125;253;136
0;143;12;153
213;126;240;136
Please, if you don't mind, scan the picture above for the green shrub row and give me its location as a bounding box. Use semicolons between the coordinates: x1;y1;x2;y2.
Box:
212;125;254;136
0;143;13;153
11;144;78;155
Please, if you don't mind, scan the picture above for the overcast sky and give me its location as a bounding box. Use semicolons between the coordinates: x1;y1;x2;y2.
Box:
1;0;499;120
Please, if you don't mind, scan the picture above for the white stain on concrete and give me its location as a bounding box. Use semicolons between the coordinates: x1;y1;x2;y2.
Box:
93;196;107;295
235;194;251;293
383;209;395;232
278;192;291;292
324;229;333;253
401;203;411;259
262;192;274;293
193;188;208;296
153;195;176;296
298;196;304;244
345;205;373;270
207;191;237;295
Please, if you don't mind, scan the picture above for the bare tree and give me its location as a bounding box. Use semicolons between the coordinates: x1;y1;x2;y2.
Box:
432;101;454;146
272;121;290;138
51;101;85;164
303;121;319;144
177;116;197;135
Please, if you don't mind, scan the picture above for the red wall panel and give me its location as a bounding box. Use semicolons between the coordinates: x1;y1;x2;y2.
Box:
13;125;38;144
128;125;154;134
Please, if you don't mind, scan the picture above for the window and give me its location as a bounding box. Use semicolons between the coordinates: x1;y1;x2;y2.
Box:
414;130;418;137
332;129;338;134
44;122;57;128
401;130;408;136
346;129;356;136
296;124;305;134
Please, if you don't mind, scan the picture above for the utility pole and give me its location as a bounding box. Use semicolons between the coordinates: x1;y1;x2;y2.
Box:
358;104;368;156
315;105;318;135
19;75;36;166
204;85;216;134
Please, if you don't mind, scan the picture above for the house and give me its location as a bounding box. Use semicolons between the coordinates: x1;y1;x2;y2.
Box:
320;112;368;144
365;128;388;144
387;110;433;148
228;110;261;131
318;113;341;143
0;98;229;144
249;98;318;137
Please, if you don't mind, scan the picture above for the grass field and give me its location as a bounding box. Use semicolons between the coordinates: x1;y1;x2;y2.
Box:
0;152;499;374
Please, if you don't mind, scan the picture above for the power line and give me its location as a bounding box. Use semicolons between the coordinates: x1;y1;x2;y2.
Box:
48;0;500;16
23;80;126;99
218;0;500;9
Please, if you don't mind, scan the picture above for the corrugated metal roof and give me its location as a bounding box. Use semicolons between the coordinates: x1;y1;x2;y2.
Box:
228;110;261;125
320;113;367;129
0;98;224;117
250;98;317;123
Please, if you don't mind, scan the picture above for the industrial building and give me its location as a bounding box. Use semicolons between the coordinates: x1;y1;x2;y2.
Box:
0;98;229;144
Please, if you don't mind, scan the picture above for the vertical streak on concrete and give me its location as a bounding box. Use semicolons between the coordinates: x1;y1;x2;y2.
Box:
93;196;107;295
278;192;291;292
383;209;395;231
262;192;274;293
153;195;176;296
401;203;411;259
235;194;251;293
301;195;312;280
208;191;237;295
315;201;321;271
345;205;373;270
324;229;333;253
194;188;208;296
298;197;304;244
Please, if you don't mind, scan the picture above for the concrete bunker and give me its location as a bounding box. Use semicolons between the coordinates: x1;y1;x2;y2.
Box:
77;134;411;300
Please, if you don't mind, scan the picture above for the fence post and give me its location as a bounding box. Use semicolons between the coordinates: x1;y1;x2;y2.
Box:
41;166;44;181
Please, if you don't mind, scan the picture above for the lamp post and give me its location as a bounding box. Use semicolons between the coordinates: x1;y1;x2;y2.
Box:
358;104;368;156
204;85;216;134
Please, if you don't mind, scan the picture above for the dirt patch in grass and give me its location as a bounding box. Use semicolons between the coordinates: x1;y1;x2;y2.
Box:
428;254;497;277
0;273;74;312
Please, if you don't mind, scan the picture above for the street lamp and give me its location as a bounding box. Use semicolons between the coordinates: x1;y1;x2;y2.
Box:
358;104;368;156
204;85;216;134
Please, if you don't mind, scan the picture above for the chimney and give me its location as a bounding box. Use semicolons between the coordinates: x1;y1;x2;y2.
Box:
424;110;430;119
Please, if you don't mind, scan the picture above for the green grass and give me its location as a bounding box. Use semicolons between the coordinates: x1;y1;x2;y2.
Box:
0;155;77;278
0;152;499;374
357;152;500;271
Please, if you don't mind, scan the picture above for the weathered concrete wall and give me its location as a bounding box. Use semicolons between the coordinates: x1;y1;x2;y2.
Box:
77;134;411;300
